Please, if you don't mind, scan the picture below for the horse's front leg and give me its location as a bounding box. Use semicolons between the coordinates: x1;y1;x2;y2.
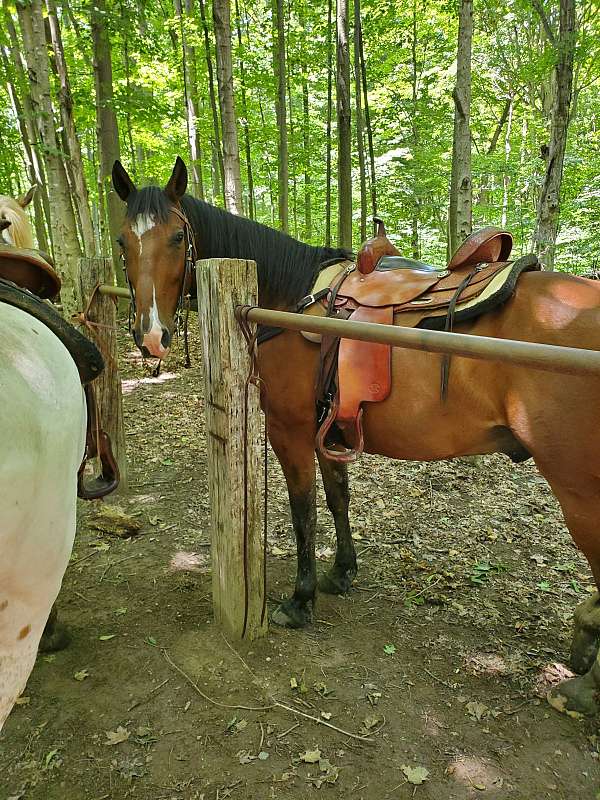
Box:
269;422;317;629
316;453;357;594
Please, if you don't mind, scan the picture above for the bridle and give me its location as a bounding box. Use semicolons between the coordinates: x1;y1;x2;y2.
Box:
121;203;197;367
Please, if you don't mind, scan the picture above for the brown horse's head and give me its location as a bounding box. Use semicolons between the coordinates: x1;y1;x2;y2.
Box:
112;157;190;359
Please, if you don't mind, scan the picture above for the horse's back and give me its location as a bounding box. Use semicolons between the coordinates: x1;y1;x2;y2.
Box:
0;302;86;730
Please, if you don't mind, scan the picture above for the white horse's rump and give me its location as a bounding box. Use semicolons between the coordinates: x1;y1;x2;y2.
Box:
0;302;86;731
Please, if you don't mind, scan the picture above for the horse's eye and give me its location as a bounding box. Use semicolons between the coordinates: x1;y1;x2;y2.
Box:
175;230;185;243
116;235;124;247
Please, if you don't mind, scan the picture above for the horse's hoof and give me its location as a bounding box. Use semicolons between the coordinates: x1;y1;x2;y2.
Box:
39;621;71;653
318;565;357;595
271;599;312;629
570;628;599;674
571;592;600;673
547;675;598;718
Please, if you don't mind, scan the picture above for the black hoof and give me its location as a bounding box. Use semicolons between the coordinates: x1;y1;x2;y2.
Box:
39;621;71;653
271;598;313;629
318;564;357;595
570;628;599;674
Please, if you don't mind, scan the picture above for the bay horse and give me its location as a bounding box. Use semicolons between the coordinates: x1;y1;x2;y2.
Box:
0;186;37;248
113;157;600;715
0;301;87;732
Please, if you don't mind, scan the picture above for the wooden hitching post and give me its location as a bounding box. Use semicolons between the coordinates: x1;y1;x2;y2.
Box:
78;257;128;491
196;258;267;640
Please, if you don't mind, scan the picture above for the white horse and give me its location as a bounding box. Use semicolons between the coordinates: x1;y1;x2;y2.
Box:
0;186;87;732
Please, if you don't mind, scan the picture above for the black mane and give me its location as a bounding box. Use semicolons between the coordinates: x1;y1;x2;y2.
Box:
180;196;351;309
125;186;173;223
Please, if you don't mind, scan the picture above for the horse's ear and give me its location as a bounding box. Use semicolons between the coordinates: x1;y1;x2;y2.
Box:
112;160;137;202
18;185;37;208
164;156;188;202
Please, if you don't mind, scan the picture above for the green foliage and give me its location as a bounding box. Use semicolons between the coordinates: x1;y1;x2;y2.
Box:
0;0;598;269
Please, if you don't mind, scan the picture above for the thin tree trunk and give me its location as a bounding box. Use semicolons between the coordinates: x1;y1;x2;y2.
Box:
272;0;288;231
46;0;95;256
301;65;311;241
448;0;473;257
533;0;577;270
358;10;376;219
325;0;333;246
18;0;81;315
1;53;49;252
410;0;419;259
91;0;125;283
176;0;205;199
287;62;297;237
258;96;276;225
477;95;513;208
199;0;225;203
235;0;255;219
5;11;53;256
336;0;352;249
501;97;514;227
353;0;366;242
212;0;243;214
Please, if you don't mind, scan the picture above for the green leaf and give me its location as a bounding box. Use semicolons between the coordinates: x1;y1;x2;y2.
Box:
383;643;396;655
401;764;429;785
99;634;116;641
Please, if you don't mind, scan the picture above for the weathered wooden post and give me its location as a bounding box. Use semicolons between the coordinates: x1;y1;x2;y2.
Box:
196;258;267;640
78;257;128;491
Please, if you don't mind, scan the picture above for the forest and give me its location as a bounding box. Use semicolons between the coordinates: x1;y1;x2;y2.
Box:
0;0;598;312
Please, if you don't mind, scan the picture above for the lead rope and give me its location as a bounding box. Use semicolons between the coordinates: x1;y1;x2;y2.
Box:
236;305;269;634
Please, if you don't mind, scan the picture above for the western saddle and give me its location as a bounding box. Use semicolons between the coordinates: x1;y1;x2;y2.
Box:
0;244;119;499
302;220;540;462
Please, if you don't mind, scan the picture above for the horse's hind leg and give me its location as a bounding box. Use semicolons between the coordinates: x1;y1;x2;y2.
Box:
538;476;600;674
39;602;71;653
316;453;357;594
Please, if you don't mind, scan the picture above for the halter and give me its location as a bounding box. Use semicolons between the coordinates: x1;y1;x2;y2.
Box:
121;204;197;358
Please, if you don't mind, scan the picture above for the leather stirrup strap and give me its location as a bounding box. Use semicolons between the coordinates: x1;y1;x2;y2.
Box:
77;383;120;500
440;267;478;401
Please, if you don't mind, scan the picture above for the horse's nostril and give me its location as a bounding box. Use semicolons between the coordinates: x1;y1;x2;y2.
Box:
161;328;171;349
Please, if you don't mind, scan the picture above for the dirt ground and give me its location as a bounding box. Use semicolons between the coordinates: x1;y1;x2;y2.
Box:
2;322;600;800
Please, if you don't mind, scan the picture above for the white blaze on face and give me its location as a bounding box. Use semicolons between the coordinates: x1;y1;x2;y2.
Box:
131;213;156;257
142;286;169;359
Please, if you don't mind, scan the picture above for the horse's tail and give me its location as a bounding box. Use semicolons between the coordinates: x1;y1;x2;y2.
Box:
0;196;34;249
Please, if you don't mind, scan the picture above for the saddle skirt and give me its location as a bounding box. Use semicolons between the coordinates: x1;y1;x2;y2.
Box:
302;224;540;462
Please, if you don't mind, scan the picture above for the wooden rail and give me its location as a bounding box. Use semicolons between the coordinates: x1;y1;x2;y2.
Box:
238;305;600;377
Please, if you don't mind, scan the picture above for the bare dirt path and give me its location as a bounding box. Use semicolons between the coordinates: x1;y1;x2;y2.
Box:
1;322;599;799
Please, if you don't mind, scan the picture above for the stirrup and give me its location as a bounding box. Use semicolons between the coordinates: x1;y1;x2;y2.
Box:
316;404;364;463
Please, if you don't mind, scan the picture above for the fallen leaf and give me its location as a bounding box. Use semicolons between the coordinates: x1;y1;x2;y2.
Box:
99;634;116;641
73;669;90;681
401;764;430;785
237;750;256;764
258;751;269;760
105;726;130;746
15;696;30;706
320;711;332;720
300;748;321;763
383;644;396;655
466;701;489;721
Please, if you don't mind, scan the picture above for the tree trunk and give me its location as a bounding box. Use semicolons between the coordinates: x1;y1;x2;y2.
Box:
199;0;225;204
212;0;243;214
448;0;473;258
5;12;53;256
501;97;514;227
533;0;577;270
46;0;96;256
175;0;205;199
79;258;128;491
353;0;366;242
336;0;352;249
325;0;333;246
235;0;255;219
18;0;81;316
272;0;288;231
91;0;125;283
359;14;376;220
302;67;311;241
1;53;49;252
410;0;419;258
477;95;512;209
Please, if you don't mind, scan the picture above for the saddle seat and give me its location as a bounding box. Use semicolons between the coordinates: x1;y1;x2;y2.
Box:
0;243;61;300
304;221;540;462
